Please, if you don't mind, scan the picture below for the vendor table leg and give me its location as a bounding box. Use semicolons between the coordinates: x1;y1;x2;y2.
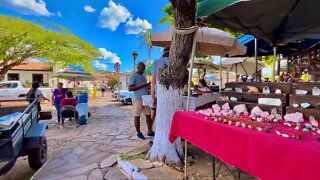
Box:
212;156;216;180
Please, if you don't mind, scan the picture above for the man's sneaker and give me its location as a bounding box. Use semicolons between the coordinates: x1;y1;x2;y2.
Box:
147;131;155;137
137;133;146;140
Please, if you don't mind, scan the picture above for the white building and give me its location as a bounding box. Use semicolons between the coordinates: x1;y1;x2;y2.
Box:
4;62;54;87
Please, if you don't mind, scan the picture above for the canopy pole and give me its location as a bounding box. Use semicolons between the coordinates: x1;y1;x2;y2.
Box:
185;34;197;179
273;47;277;82
277;54;281;76
219;57;222;91
235;64;238;82
255;38;258;81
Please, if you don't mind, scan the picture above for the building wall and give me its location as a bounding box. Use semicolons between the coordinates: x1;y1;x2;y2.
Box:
4;70;53;87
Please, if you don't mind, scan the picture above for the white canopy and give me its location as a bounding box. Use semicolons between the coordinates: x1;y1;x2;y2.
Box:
214;57;264;75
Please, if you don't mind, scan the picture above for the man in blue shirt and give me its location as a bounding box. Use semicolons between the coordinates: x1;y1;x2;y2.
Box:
129;62;154;140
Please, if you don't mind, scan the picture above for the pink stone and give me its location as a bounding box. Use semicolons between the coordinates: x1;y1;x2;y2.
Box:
251;106;263;116
212;104;221;112
284;112;304;123
222;103;230;112
261;111;270;118
233;104;247;113
221;110;229;116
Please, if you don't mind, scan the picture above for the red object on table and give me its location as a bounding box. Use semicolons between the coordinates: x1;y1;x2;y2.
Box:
169;111;320;180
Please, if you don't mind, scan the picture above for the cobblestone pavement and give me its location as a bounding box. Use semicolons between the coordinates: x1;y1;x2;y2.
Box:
1;93;150;180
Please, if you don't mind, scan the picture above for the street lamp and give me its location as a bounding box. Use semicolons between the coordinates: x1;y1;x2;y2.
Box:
132;51;138;71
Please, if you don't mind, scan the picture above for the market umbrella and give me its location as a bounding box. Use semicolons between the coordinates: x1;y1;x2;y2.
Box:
191;58;223;70
151;27;247;57
150;26;246;178
214;57;264;76
197;0;320;80
54;70;96;81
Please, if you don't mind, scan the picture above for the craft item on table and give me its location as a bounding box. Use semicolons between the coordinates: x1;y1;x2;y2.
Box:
235;122;241;127
309;116;319;127
267;115;275;121
221;110;229;117
241;123;246;128
251;106;263;116
228;120;233;125
293;103;299;108
224;88;233;92
233;104;247;113
212;104;221;112
301;103;311;109
236;112;241;118
275;130;302;140
230;97;238;102
221;96;229;101
243;111;249;116
247;86;259;93
271;108;277;115
262;86;270;94
228;110;234;115
295;124;301;130
258;98;282;106
235;88;243;93
312;87;320;96
261;111;270;118
275;89;282;94
284;112;304;123
222;103;230;111
301;73;309;82
295;90;308;95
257;127;263;131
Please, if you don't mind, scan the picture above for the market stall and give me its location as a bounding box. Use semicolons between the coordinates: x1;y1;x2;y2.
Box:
54;66;96;125
169;109;320;180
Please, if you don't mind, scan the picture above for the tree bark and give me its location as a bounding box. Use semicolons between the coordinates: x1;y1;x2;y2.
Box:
147;0;196;166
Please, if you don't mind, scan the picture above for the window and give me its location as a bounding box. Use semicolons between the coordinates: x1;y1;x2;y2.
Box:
7;73;19;81
0;83;11;89
11;83;18;88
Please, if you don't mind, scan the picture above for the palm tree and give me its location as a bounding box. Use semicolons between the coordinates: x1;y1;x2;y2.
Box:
139;29;152;61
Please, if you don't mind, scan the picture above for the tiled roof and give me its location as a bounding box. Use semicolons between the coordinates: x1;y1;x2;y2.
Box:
12;62;53;71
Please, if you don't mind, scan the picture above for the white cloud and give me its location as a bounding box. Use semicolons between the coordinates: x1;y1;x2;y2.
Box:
98;0;131;31
98;48;121;64
125;17;152;35
92;60;108;71
84;5;96;13
57;11;62;17
0;0;53;16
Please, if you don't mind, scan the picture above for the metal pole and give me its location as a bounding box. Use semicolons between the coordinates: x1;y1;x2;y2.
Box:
255;38;258;81
235;64;238;82
185;33;197;180
273;47;277;82
219;57;222;91
117;72;120;102
133;59;136;72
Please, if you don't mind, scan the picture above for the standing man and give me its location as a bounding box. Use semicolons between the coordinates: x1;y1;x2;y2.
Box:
129;62;154;140
151;47;170;124
100;81;106;97
52;82;68;123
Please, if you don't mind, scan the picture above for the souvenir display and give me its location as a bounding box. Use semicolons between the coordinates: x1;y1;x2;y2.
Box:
293;103;299;108
262;86;270;94
275;89;282;94
301;103;311;109
312;87;320;96
234;104;247;113
247;86;259;93
295;90;308;95
284;112;304;123
309;116;319;127
230;97;238;101
222;103;230;112
235;88;243;93
221;96;229;101
224;88;233;92
251;106;263;116
258;98;282;106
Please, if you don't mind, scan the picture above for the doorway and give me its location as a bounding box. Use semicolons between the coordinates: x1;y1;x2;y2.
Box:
32;74;44;85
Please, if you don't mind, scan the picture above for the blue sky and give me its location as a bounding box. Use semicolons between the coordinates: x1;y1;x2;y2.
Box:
0;0;170;73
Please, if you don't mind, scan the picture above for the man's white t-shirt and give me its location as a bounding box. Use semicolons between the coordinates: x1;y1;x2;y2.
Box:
35;89;43;102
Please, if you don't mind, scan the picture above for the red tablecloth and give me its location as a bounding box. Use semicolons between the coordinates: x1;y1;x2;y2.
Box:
169;111;320;180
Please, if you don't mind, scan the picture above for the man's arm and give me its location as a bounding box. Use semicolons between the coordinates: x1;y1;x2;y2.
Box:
128;83;148;91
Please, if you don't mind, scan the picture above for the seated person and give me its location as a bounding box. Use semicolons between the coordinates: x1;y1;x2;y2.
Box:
196;79;212;95
210;82;219;92
60;91;78;124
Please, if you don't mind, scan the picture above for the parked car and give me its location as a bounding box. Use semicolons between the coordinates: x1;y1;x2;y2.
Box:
120;91;133;105
0;81;52;101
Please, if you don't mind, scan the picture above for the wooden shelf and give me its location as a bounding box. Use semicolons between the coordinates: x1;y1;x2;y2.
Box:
221;91;288;105
289;94;320;107
286;106;320;120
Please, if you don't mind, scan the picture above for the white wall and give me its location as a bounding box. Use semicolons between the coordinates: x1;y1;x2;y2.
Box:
4;70;53;87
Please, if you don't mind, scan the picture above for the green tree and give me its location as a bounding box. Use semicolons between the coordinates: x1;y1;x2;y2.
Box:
0;15;98;80
139;29;152;61
159;1;242;37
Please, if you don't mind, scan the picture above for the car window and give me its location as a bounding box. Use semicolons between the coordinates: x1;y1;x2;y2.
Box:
11;83;18;88
0;83;11;89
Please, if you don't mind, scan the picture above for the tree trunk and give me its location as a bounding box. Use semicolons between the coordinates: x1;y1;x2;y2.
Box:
147;0;196;166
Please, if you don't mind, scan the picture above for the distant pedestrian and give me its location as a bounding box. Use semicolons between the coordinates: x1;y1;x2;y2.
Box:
26;81;50;112
52;82;68;123
129;62;154;140
100;82;106;97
